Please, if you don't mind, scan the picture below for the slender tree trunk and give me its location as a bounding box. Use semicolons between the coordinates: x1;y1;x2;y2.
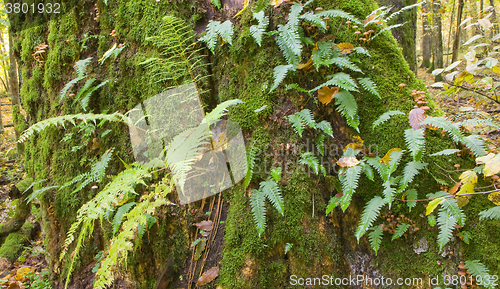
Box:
446;0;456;66
452;0;465;62
490;0;498;36
421;2;432;68
480;0;484;18
8;34;19;107
432;0;444;81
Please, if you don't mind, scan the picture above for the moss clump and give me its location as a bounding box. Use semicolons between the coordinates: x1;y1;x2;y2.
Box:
0;230;29;262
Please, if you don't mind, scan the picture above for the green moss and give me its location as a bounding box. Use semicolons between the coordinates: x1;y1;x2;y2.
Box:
0;232;29;262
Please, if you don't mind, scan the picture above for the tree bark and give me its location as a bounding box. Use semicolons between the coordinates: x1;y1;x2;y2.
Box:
8;34;19;107
421;1;432;68
452;0;465;62
432;0;444;81
446;0;456;66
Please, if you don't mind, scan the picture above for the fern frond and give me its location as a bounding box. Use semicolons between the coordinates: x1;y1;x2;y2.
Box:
310;72;359;92
334;90;360;132
404;128;425;161
270;64;295;92
199;20;234;52
261;178;284;215
460;117;500;131
429;149;460;156
112;202;136;236
250;11;269;46
479;206;500;220
299;152;325;176
300;12;327;30
387;149;405;176
462;134;487;157
405;189;417;212
371;23;407;40
315;9;362;25
368;226;383;255
250;189;267;237
270;167;282;182
352;46;371;57
437;206;457;250
465;260;494;289
386;2;421;22
399;161;427;192
442;198;466;226
357;77;380;98
18;112;127;143
329;57;362;73
339;165;363;211
315;120;333;138
372;110;405;129
391;223;410;240
244;145;257;189
314;134;325;156
26;186;58;203
60;76;85;102
382;181;397;207
75;57;92;78
288;109;315;137
276;24;301;66
420;117;464;143
203;99;243;124
287;2;305;29
365;156;389;180
355;196;386;241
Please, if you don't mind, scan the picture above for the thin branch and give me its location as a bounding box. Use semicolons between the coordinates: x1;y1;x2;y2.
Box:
445;82;500;105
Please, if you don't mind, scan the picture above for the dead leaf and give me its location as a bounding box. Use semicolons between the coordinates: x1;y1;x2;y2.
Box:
380;148;403;164
317;86;340;105
194;220;213;231
7;281;23;289
298;58;313;70
488;191;500;205
196;266;220;286
336;42;354;55
448;182;462;195
478;153;500;177
15;267;31;282
343;142;363;152
408;108;426;130
337;157;360;168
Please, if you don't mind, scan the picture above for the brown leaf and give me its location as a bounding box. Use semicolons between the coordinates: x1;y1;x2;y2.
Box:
380;148;403;164
317;86;340;105
337;157;360;168
298;58;313;70
448;182;462;195
336;42;354;55
488;191;500;205
196;266;219;286
7;281;23;289
193;220;213;232
408;108;426;130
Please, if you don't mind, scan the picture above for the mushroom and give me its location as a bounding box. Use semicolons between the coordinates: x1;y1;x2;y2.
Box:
458;261;467;270
315;7;323;11
346;20;352;29
353;25;359;29
460;284;467;289
355;31;361;39
367;29;375;40
398;83;406;91
421;106;431;112
323;16;330;20
458;271;467;276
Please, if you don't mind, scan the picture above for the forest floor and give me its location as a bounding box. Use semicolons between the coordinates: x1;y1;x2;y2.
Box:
0;67;499;289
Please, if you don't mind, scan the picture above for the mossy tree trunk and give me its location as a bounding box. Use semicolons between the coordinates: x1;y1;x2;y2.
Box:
421;2;432;68
378;0;418;74
432;0;444;81
9;0;500;288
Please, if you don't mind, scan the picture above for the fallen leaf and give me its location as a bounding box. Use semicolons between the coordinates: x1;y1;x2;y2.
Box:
7;281;23;289
337;157;360;168
482;153;500;177
196;266;220;286
15;267;31;281
317;86;340;105
298;58;313;70
194;220;213;231
336;42;354;55
488;191;500;205
408;108;426;130
448;182;462;195
380;148;403;165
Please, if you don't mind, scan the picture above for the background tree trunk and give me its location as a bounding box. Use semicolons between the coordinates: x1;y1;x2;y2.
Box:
421;1;432;68
452;0;465;62
432;0;444;81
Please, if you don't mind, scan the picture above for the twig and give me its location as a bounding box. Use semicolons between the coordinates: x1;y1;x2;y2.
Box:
445;82;500;105
395;188;500;202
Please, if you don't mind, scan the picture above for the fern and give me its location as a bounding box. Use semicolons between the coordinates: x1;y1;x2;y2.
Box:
405;189;418;212
382;181;397;207
420;117;464;143
371;23;406;40
311;41;338;70
329;57;362;73
26;186;58;203
61;166;151;288
385;2;422;22
270;167;281;182
18;112;127;143
250;11;269;46
203;99;243;124
387;149;405;176
112;202;136;236
314;134;325;156
59;57;93;102
366;156;389;181
357;77;380;98
315;9;362;24
210;0;221;9
99;43;126;64
310;72;359;92
276;24;302;66
334;90;360;132
250;189;267;237
429;149;460;156
465;260;495;289
479;206;500;220
244;145;258;189
339;165;363;211
314;120;334;138
372;110;405;129
300;12;326;30
352;46;371;57
442;199;466;226
299;152;326;176
270;64;295;92
75;80;109;111
437;205;457;251
404;128;425;161
459;116;500;130
462;134;487;157
355;196;386;241
287;109;315;137
260;178;284;215
199;20;234;52
399;161;427;192
368;226;383;255
392;223;410;240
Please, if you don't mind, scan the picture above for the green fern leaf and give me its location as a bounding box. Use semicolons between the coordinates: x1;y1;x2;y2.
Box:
437;206;457;250
60;76;85;102
357;77;380;98
287;2;305;29
429;149;460;156
210;0;221;9
250;11;269;46
404;128;425;161
300;12;327;30
462;134;487;157
315;120;333;138
250;189;267;237
479;206;500;220
299;152;325;176
288;109;315;137
334;90;360;132
112;202;136;236
386;2;421;22
387;149;405;176
310;72;359;92
276;24;302;66
329;57;362;73
339;165;363;211
460;117;500;130
199;20;234;52
405;189;418;212
203;99;243;124
372;110;405;129
314;134;325;156
371;23;406;40
361;162;374;181
355;196;386;241
26;186;58;203
244;145;257;189
75;57;92;78
326;195;341;214
261;178;284;215
311;41;338;70
365;156;389;180
465;260;494;289
270;64;295;92
352;46;371;57
315;9;362;25
442;199;466;226
399;161;428;191
218;20;234;45
420;117;464;143
368;226;383;255
270;167;282;182
381;181;397;207
391;223;410;241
